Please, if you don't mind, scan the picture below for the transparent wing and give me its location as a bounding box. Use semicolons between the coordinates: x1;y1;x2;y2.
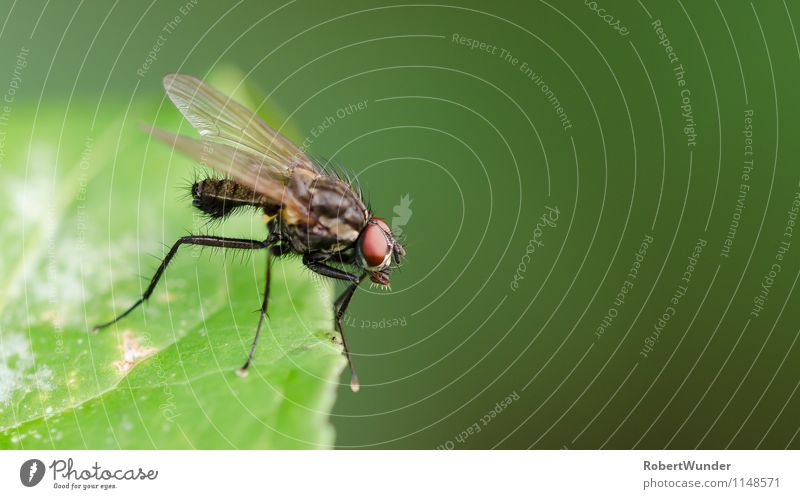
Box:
146;125;312;223
162;73;318;189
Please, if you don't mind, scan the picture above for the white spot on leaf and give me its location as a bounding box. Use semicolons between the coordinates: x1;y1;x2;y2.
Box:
114;331;157;373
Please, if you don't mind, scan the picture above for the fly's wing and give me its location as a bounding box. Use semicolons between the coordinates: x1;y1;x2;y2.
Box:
147;126;307;214
163;73;316;173
154;73;319;222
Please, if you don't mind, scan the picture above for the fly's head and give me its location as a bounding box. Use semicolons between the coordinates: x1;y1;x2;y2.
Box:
355;217;405;286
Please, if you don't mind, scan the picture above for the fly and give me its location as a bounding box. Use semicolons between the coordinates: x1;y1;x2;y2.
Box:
94;73;406;392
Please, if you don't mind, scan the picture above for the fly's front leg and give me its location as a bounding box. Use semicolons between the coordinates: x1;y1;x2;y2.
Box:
302;254;364;391
93;235;268;330
330;251;357;266
302;254;360;283
333;274;366;392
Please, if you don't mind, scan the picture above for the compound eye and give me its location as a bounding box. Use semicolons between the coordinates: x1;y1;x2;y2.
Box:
359;222;391;268
374;218;391;234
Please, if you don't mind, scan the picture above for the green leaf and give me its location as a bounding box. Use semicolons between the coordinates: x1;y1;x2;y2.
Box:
0;74;345;449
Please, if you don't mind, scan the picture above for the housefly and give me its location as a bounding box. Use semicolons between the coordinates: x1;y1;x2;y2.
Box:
94;73;405;391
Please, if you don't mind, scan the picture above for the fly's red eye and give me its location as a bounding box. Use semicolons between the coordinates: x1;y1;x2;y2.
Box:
359;223;390;268
374;218;391;234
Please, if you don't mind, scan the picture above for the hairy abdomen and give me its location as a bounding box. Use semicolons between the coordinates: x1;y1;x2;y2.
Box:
192;178;275;218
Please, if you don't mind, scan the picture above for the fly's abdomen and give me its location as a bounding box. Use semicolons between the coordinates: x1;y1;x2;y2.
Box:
192;178;273;218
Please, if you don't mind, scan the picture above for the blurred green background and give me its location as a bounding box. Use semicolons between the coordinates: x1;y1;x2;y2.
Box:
1;0;799;449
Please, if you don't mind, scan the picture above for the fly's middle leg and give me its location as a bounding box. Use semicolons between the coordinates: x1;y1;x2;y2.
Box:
236;245;285;377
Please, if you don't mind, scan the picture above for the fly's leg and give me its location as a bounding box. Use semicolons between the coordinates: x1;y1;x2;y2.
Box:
332;275;366;392
302;255;360;283
302;255;364;392
93;235;268;331
330;251;357;266
236;245;287;377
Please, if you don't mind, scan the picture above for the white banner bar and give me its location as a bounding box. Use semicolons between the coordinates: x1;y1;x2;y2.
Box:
1;450;797;498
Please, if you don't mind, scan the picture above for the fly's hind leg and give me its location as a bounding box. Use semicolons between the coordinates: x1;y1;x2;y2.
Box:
93;235;268;331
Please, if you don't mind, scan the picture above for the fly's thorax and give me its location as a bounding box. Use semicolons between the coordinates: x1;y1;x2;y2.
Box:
279;171;368;253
